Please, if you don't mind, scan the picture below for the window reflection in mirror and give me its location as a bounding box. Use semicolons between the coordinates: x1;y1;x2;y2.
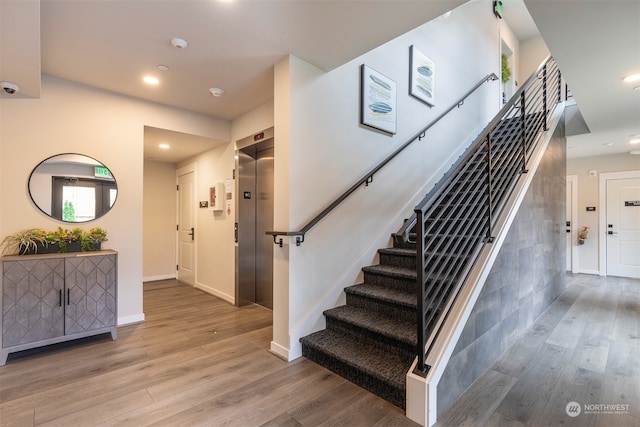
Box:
28;154;117;222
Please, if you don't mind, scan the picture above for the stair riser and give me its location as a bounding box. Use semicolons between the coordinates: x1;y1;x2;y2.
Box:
380;254;468;275
363;271;416;291
379;252;416;269
325;316;416;358
345;292;416;323
301;345;406;409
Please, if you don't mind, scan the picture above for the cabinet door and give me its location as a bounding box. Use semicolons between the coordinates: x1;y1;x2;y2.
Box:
65;254;117;334
2;259;65;347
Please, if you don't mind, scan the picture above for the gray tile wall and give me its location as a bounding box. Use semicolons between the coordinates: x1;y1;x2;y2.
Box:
436;119;567;416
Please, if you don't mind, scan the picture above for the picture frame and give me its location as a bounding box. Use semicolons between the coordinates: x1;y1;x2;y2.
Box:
409;45;435;107
360;64;397;135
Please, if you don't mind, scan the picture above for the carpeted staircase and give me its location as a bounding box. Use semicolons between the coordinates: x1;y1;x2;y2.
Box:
300;234;418;409
299;113;545;409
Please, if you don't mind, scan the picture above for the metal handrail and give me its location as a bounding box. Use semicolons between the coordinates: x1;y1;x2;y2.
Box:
413;56;563;374
266;73;499;247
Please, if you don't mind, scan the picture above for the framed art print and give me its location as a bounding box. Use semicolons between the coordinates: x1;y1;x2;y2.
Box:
360;64;397;135
409;45;435;107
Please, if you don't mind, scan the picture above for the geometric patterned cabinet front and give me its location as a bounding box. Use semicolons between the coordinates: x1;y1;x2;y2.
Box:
0;250;117;366
65;254;117;335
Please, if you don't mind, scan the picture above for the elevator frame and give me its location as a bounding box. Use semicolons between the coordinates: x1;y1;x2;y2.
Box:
234;127;275;309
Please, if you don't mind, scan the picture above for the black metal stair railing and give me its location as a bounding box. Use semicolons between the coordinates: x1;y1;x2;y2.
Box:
410;57;563;374
266;73;499;247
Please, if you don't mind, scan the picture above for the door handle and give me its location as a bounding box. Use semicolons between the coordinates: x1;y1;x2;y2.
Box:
188;227;195;240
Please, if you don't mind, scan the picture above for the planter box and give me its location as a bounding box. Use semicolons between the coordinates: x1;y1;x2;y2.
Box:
18;241;100;255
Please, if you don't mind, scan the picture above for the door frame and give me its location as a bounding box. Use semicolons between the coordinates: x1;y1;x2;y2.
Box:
566;175;578;273
598;169;640;276
176;162;197;285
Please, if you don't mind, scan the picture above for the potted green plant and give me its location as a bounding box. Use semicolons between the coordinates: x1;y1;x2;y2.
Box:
1;229;48;255
81;227;108;251
43;227;80;253
501;53;511;83
1;227;108;255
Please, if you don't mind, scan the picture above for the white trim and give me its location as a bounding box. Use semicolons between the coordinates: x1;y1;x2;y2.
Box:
270;341;291;361
143;274;176;282
566;175;578;273
195;282;235;304
598;170;640;276
176;163;198;286
577;268;600;276
118;313;145;326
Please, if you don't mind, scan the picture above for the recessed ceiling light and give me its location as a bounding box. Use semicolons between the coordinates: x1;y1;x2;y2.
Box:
623;73;640;83
171;38;188;49
159;143;170;149
157;64;169;71
144;76;159;85
602;142;613;146
630;150;640;155
209;87;225;97
630;139;640;145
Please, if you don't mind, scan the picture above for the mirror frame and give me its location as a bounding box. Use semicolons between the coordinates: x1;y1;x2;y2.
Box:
28;153;117;223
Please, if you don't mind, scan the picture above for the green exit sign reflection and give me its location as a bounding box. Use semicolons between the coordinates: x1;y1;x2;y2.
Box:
95;166;112;179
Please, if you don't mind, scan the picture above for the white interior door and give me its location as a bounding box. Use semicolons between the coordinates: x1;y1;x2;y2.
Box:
606;177;640;278
177;169;195;285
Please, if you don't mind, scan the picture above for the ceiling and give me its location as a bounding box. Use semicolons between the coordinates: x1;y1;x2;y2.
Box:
523;0;640;159
1;0;639;162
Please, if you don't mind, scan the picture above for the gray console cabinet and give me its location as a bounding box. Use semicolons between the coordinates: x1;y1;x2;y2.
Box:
1;250;117;365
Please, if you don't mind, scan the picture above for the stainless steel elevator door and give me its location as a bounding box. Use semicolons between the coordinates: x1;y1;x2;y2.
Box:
255;146;274;309
237;139;273;309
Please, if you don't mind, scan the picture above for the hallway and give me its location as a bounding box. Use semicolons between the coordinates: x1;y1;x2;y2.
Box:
435;273;640;427
0;274;637;426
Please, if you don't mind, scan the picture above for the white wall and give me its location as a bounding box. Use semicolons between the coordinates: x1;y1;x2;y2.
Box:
567;153;640;273
145;100;275;304
272;1;521;360
231;100;274;143
143;159;177;281
519;35;550;84
181;143;236;302
0;75;230;324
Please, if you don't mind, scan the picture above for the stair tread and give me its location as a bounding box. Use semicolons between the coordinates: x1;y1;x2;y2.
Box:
378;247;416;257
300;329;413;389
324;305;416;345
362;264;416;280
345;283;416;308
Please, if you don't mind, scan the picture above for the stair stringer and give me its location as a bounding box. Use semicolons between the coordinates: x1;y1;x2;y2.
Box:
406;103;566;426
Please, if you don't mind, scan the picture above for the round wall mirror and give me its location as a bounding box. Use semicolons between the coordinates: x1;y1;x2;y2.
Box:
28;153;117;223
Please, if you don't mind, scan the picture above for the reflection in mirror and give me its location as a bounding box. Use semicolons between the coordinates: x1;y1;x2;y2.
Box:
28;154;117;223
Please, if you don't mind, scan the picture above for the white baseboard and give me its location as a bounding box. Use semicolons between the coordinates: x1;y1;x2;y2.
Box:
143;274;176;282
576;269;600;276
118;313;145;326
270;341;292;361
195;282;234;304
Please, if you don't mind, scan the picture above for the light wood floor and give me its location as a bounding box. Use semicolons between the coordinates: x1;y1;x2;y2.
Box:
0;279;417;426
435;273;640;427
2;275;638;426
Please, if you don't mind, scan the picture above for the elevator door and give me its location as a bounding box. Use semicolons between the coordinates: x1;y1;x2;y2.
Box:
237;140;274;309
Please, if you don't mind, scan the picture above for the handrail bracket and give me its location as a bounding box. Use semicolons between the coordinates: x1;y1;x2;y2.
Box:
268;231;305;247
